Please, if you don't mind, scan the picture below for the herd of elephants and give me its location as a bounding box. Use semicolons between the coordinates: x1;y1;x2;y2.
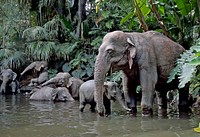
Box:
0;30;200;117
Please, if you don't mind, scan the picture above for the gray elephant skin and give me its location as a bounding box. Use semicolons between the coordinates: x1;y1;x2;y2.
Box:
42;72;83;100
79;80;130;116
21;61;48;86
41;72;71;87
68;77;84;100
0;69;20;94
94;30;189;116
30;86;74;102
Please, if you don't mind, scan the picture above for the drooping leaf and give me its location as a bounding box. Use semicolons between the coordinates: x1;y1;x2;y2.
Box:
189;56;200;65
167;65;180;83
174;0;192;15
120;11;134;26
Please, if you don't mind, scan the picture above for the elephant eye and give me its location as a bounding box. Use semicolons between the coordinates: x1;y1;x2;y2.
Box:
106;49;113;54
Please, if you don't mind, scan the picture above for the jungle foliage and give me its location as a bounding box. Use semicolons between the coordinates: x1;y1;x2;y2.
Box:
0;0;200;94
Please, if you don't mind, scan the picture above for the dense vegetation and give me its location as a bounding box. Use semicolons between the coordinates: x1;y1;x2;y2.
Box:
0;0;200;95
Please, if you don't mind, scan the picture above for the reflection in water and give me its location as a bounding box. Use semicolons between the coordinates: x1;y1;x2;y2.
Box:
0;95;200;137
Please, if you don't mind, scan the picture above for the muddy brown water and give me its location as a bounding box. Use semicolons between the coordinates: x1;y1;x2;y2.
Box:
0;95;200;137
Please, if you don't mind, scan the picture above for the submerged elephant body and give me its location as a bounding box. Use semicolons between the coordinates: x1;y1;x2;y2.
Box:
94;31;188;116
30;86;74;102
79;80;130;115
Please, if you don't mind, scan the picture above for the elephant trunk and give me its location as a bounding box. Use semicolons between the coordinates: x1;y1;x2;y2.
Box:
94;54;110;116
116;94;131;111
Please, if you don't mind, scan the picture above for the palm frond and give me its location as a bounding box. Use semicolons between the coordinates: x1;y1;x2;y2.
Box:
0;48;27;69
54;42;72;60
22;26;48;41
26;41;56;60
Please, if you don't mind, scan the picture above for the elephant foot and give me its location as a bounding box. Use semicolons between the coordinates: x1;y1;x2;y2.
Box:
158;107;167;117
130;107;137;113
97;104;105;117
141;105;153;117
80;108;84;112
126;102;137;114
90;108;96;113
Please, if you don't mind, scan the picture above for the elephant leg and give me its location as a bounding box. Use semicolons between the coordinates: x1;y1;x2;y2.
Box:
103;95;111;116
0;82;7;94
90;101;96;113
79;102;86;112
122;72;137;113
155;90;167;116
29;78;38;86
178;86;189;117
10;81;17;94
79;90;86;112
140;68;157;116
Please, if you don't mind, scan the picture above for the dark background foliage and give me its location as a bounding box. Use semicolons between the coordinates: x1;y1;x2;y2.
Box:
0;0;199;94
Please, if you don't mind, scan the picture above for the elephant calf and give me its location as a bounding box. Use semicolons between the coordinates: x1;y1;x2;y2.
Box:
0;69;20;94
79;80;130;115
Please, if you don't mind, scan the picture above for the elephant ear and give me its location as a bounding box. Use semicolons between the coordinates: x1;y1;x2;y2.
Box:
12;72;17;80
127;38;136;69
66;78;73;88
103;82;110;99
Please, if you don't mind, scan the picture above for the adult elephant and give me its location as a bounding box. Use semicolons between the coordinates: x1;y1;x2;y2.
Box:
0;69;20;94
94;31;188;116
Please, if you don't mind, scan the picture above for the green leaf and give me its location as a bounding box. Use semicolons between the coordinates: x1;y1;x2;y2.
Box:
136;0;151;17
178;63;196;88
102;11;110;18
167;65;179;83
62;63;72;72
189;57;200;65
91;36;102;47
120;11;134;26
174;0;192;15
105;20;114;29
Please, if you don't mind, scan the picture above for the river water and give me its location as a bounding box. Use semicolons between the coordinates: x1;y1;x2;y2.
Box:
0;94;200;137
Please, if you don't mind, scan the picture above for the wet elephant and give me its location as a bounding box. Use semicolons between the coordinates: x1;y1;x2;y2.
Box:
94;31;189;116
41;72;71;87
30;86;74;101
0;69;20;94
21;61;48;86
79;80;130;116
67;77;84;100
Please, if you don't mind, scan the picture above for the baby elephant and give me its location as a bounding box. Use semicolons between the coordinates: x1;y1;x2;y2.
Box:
79;80;130;116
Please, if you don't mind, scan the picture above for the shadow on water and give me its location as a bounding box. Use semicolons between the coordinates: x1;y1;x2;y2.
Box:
0;94;200;137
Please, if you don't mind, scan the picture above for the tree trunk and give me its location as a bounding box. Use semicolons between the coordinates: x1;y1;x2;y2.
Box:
76;0;87;38
149;0;171;39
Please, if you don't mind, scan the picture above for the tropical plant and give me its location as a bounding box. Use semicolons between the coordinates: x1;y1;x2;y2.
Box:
168;39;200;96
0;0;29;70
